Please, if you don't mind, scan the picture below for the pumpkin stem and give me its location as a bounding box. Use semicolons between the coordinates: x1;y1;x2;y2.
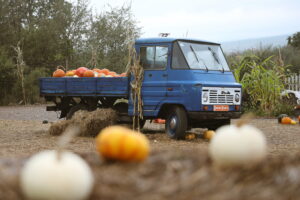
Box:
235;113;255;128
57;65;66;71
56;126;80;160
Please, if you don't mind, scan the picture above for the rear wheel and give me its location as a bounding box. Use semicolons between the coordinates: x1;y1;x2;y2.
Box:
166;106;188;139
66;104;88;120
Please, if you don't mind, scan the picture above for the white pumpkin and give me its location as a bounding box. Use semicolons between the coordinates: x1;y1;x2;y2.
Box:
209;124;267;167
20;150;94;200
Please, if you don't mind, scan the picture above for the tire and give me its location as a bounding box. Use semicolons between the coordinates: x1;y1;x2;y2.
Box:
113;102;128;114
66;104;87;120
165;106;188;139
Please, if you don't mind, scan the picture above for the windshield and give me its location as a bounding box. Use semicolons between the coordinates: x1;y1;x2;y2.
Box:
178;41;230;71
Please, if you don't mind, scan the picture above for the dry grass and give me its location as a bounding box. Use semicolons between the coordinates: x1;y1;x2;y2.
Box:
49;108;117;137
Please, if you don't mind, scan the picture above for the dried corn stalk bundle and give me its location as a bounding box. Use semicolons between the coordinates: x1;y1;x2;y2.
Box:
126;40;144;131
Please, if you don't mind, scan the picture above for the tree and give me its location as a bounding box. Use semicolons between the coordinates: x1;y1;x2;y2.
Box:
87;5;141;72
288;32;300;49
0;47;15;105
13;42;27;105
0;0;141;105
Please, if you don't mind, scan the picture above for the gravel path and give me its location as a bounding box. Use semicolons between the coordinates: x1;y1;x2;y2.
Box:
0;105;299;158
0;105;58;121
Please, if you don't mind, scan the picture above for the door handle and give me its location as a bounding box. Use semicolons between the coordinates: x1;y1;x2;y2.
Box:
148;74;152;77
167;88;173;91
162;74;168;77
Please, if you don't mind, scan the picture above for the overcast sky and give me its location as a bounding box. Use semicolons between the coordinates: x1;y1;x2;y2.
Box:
88;0;300;42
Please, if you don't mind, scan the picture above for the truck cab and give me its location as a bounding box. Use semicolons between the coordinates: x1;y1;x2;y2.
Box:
131;38;241;138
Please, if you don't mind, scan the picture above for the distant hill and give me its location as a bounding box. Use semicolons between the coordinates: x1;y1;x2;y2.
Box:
221;34;289;53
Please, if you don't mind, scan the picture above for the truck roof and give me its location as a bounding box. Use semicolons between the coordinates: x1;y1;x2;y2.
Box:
135;37;220;45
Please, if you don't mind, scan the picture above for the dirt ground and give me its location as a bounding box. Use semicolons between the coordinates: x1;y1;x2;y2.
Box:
1;105;300;200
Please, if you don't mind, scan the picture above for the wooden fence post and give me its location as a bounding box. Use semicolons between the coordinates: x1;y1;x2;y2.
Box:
285;73;300;91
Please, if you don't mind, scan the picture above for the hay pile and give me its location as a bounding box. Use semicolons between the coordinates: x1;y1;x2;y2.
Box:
1;150;300;200
49;108;117;137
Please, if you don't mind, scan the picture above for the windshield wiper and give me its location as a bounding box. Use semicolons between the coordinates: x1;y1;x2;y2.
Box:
208;47;224;73
190;45;208;72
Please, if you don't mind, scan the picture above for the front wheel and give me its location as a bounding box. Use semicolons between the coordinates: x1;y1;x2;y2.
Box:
165;106;188;139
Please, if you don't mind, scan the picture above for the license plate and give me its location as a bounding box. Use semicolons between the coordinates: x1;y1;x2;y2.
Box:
213;105;229;111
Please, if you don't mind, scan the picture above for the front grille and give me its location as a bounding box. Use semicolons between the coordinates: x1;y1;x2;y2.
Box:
209;90;234;104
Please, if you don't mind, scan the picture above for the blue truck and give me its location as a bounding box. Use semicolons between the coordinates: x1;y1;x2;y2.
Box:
40;37;242;139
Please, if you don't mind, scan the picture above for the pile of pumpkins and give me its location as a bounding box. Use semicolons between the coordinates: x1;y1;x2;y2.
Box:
53;67;126;78
19;118;270;200
278;114;299;125
20;125;150;200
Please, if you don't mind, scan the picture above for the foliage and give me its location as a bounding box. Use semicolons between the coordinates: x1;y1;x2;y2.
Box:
231;54;291;116
0;47;16;105
288;32;300;49
227;44;300;74
226;32;300;116
0;0;140;105
87;6;141;72
24;68;49;103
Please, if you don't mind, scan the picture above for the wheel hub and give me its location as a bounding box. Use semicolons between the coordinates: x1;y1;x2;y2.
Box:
169;117;177;130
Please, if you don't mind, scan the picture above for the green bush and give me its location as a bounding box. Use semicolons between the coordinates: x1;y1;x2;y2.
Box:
0;48;16;105
24;68;49;104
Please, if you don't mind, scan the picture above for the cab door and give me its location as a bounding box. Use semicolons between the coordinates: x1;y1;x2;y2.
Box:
129;44;170;117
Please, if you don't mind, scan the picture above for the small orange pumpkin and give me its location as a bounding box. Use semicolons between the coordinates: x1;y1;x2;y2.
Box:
97;73;106;77
83;70;95;77
93;68;101;73
120;73;126;77
95;126;150;162
281;117;292;124
153;119;165;124
298;115;300;123
101;68;110;75
53;69;65;77
108;71;116;76
65;70;76;77
203;130;215;140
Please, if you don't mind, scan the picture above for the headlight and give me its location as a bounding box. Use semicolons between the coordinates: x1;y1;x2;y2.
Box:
235;93;240;102
203;92;209;103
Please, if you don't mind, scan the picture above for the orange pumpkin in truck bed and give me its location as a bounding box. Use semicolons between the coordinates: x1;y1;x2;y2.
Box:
83;70;95;77
52;69;65;77
101;68;110;75
65;70;76;77
75;67;88;77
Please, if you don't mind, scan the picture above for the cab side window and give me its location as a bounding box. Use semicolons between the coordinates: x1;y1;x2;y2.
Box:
140;46;168;69
172;42;189;69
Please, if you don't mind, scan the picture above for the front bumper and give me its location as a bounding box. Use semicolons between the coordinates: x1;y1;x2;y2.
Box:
188;111;241;120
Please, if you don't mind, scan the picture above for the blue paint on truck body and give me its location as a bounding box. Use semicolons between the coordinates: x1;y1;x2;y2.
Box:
40;77;129;97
